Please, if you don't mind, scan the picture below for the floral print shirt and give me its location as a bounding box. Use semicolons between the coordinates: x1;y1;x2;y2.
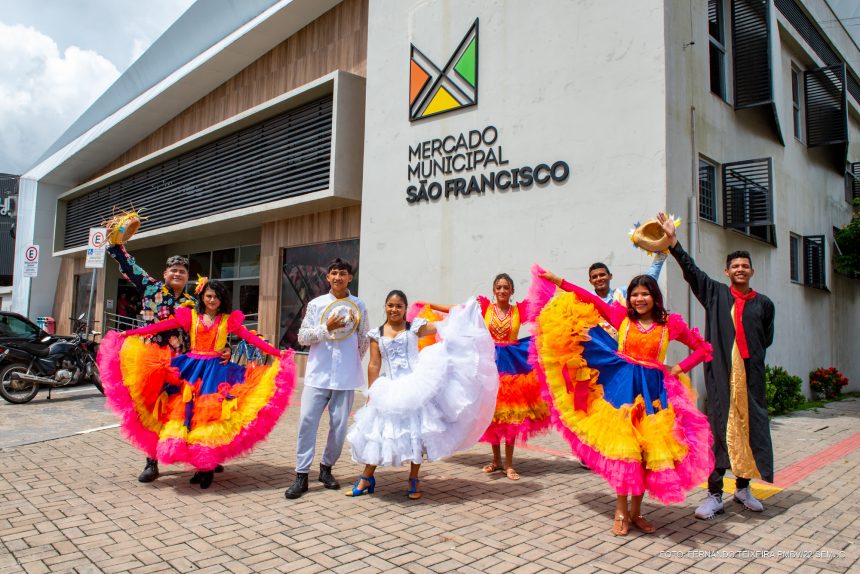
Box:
107;244;196;353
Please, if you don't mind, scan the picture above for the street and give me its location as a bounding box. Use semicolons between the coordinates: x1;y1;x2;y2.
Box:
0;384;857;573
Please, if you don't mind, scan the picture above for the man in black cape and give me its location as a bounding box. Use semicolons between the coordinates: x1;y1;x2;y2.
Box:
658;213;775;519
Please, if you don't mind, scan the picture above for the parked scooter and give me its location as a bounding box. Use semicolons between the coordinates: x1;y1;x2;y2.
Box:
0;314;103;404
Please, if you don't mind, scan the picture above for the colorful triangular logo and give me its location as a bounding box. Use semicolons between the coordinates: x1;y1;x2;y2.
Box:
409;19;478;122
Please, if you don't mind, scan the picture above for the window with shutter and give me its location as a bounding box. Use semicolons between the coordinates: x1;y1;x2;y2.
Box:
722;158;776;245
846;162;860;203
803;235;826;289
699;159;718;223
805;64;847;148
729;0;782;142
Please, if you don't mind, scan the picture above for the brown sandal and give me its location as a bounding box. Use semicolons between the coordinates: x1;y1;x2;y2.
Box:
612;514;630;536
505;467;520;481
631;514;655;533
482;462;502;473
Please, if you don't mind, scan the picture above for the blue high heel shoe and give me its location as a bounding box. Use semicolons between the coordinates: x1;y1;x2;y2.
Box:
345;475;375;497
407;478;421;500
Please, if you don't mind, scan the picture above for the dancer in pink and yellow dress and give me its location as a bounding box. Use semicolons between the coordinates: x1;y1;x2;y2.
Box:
98;279;296;489
531;267;713;535
424;273;550;480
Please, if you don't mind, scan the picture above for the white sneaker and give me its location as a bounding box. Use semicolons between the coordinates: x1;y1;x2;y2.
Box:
734;487;764;512
694;493;724;519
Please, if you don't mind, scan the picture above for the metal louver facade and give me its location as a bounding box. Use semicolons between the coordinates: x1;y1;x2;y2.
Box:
775;0;860;106
723;158;773;228
731;0;771;110
63;94;334;250
803;235;826;289
805;64;847;148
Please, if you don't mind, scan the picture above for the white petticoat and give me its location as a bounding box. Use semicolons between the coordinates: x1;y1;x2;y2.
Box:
347;299;499;466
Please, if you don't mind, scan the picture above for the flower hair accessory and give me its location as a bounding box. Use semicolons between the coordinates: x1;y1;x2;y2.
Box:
194;275;209;296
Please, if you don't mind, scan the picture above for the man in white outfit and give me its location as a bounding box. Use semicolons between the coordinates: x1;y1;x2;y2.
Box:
285;258;369;499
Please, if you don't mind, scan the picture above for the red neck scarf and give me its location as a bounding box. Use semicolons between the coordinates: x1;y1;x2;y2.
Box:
730;287;757;359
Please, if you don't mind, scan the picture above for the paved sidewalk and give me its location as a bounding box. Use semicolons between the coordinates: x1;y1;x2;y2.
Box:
1;386;857;574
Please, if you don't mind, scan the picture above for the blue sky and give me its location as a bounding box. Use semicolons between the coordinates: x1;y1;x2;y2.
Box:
0;0;193;175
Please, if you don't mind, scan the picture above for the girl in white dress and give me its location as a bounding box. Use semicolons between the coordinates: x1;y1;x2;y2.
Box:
346;290;498;499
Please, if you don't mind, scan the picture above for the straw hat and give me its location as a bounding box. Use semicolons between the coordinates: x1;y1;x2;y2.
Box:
630;219;673;253
105;211;142;245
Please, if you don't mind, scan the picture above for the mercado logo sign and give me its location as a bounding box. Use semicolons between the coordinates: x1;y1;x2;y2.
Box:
409;19;478;121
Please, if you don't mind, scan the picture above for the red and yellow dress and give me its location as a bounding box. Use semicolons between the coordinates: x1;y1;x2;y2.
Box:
527;266;714;503
476;296;551;445
97;307;296;471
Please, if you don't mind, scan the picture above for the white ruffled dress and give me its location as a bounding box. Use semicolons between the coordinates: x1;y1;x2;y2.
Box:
347;300;499;466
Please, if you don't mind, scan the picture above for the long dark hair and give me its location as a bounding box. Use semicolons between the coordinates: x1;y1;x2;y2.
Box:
379;290;409;334
196;280;232;315
625;275;667;324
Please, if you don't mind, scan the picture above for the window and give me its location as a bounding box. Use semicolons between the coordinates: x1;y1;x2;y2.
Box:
708;0;727;100
846;162;860;204
0;314;40;340
803;235;826;289
722;158;776;245
73;272;95;323
186;245;261;328
789;234;800;282
279;239;360;352
791;66;803;141
805;64;847;149
699;159;718;223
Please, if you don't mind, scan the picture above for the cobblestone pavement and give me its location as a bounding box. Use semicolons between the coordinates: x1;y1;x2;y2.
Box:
0;384;857;574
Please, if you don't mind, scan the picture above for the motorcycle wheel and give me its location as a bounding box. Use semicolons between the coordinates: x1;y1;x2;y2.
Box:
0;363;40;404
89;361;104;395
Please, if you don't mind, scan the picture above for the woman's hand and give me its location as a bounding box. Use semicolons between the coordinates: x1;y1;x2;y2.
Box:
219;347;232;365
539;270;562;287
669;364;684;377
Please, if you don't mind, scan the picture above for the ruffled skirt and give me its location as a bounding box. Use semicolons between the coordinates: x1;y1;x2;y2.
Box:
479;338;551;444
347;300;499;466
97;331;296;470
530;288;713;504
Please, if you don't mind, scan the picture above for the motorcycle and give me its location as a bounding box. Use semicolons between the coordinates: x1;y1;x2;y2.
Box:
0;314;103;404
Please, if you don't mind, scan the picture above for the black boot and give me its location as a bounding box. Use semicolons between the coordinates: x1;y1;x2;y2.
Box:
214;464;224;473
199;471;214;489
138;458;159;483
318;463;340;490
285;473;309;499
190;472;202;484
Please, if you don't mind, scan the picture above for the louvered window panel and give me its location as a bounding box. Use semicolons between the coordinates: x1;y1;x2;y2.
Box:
775;0;860;106
803;235;826;289
847;163;860;203
731;0;771;109
723;158;773;228
63;95;333;249
805;64;847;148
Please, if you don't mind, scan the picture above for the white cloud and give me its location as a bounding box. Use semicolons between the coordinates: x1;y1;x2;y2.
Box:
0;21;119;174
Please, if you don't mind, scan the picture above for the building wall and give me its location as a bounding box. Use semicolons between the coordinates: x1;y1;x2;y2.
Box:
52;256;106;336
663;0;860;392
91;0;368;179
361;0;669;326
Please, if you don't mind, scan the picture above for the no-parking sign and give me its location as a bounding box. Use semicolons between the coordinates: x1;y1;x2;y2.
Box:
85;227;107;269
23;244;39;277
